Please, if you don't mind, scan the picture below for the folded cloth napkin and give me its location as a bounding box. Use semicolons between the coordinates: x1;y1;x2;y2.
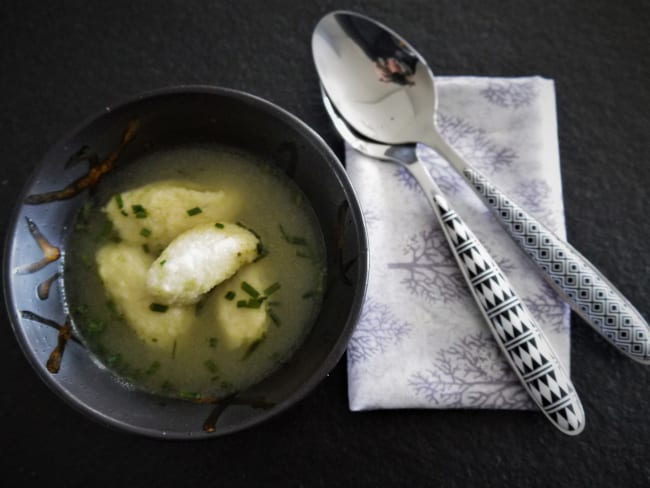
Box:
346;76;570;411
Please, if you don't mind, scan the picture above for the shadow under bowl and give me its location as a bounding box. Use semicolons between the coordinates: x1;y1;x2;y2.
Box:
3;86;368;439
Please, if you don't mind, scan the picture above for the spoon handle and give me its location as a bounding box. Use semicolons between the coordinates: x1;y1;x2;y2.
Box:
426;186;584;435
463;167;650;364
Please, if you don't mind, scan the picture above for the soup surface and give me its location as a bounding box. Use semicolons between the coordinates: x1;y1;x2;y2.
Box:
64;145;326;401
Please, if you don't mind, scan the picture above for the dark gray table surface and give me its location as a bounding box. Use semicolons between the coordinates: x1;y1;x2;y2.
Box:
1;0;648;486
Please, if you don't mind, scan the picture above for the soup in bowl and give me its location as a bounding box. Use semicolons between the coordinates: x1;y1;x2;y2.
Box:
4;86;368;438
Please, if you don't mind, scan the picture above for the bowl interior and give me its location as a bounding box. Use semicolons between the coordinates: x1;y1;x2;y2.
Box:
4;87;367;438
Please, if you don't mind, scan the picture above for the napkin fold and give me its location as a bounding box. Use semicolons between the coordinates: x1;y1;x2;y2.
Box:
346;76;570;411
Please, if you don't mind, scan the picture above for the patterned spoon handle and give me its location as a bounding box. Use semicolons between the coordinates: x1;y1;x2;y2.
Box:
464;168;650;364
430;191;584;435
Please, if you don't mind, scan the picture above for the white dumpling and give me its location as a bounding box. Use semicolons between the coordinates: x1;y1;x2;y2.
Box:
103;180;241;253
95;242;194;349
146;222;260;306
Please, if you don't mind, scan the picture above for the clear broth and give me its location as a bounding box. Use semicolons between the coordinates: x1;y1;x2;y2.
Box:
63;145;326;401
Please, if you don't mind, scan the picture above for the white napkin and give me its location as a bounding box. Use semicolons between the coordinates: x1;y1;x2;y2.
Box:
346;76;570;411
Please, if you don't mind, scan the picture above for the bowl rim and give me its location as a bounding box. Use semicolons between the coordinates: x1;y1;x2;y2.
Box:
3;84;369;439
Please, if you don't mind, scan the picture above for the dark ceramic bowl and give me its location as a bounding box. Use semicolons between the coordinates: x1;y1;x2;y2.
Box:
3;86;368;439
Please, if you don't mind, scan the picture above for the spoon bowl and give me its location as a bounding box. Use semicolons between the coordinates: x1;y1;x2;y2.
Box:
312;11;437;145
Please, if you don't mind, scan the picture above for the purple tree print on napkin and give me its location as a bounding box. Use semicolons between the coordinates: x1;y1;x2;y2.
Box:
348;298;414;365
409;331;534;409
388;226;515;304
387;227;467;303
480;80;537;109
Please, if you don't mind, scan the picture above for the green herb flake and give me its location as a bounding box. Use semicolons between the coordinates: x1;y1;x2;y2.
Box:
106;353;122;368
149;303;169;313
142;243;150;254
86;319;106;335
160;259;166;267
171;340;177;359
120;210;129;217
241;281;260;298
215;222;225;229
263;282;281;296
94;220;114;242
132;204;148;219
279;224;307;246
115;193;124;209
236;298;263;309
225;291;236;301
140;227;152;237
145;360;161;376
254;243;268;262
203;359;218;374
208;337;218;348
268;308;281;327
179;391;202;401
242;335;266;360
186;206;202;216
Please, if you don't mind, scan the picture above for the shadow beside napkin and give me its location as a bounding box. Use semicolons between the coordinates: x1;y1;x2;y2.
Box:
346;76;570;411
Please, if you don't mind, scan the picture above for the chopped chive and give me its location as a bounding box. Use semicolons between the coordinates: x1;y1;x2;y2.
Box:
106;353;122;368
94;220;114;242
268;308;281;327
215;222;224;229
159;259;166;267
236;298;263;309
279;224;307;245
145;360;161;375
241;281;260;298
171;340;177;359
225;291;236;301
132;204;148;218
140;227;151;237
179;391;201;401
115;193;124;209
208;337;218;348
186;206;202;216
203;359;218;373
149;303;169;313
242;335;266;360
120;210;129;217
253;243;268;262
263;282;281;296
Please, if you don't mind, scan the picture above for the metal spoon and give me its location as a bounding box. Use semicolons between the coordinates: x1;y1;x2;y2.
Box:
322;89;584;435
312;10;650;364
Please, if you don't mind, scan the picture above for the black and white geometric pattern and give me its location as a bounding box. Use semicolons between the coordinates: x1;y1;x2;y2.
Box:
464;168;650;364
433;193;584;435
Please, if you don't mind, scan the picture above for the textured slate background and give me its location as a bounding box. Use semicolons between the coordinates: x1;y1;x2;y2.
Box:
1;0;648;486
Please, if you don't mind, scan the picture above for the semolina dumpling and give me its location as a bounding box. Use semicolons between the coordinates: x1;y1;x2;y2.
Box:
96;242;194;349
103;180;241;253
146;222;260;306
